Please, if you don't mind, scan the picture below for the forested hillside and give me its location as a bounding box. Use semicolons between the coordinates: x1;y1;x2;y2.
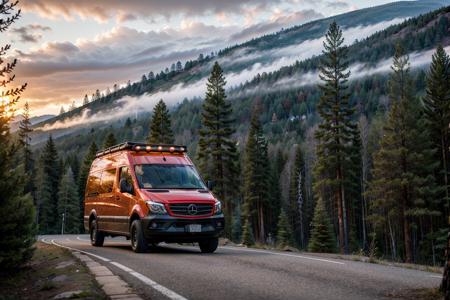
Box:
21;3;450;265
31;0;448;134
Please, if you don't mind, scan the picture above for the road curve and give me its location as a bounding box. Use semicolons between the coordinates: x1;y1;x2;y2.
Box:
41;235;441;300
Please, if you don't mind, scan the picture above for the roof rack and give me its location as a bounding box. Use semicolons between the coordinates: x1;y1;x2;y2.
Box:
96;141;187;158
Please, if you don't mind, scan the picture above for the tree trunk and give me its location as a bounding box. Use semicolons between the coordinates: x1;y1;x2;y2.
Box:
258;200;265;243
341;178;349;254
440;219;450;298
402;196;413;263
336;168;345;254
442;133;449;220
297;170;305;248
388;216;397;260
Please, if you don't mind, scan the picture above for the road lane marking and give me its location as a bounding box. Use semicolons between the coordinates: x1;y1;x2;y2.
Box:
50;239;111;262
44;237;188;300
111;261;134;272
221;246;345;265
429;275;442;279
111;262;187;300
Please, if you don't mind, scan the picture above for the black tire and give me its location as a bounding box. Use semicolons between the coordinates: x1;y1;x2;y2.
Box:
130;220;148;253
90;219;104;247
199;238;218;253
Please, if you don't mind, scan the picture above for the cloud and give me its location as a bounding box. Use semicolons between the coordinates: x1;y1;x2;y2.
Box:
230;9;324;42
326;1;350;10
21;0;282;23
36;19;418;130
11;24;51;43
16;24;228;115
37;45;446;132
21;17;405;116
237;46;450;98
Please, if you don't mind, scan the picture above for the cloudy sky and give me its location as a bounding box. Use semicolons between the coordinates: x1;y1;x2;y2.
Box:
1;0;396;116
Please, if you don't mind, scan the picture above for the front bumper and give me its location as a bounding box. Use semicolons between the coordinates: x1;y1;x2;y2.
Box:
141;214;225;243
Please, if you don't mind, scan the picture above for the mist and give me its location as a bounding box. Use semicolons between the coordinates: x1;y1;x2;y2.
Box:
36;17;418;131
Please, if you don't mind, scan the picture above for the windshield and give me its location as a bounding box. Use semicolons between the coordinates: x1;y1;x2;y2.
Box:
134;164;206;189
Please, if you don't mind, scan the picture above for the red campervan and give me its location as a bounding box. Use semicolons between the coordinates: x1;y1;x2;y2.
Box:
83;142;224;253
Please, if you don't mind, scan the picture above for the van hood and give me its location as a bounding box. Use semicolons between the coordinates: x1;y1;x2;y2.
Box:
139;189;216;204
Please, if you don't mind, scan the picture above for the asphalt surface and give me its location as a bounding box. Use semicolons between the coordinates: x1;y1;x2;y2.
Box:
40;235;441;300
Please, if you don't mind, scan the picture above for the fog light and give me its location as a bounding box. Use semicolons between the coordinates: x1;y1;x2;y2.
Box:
150;222;158;229
217;222;222;227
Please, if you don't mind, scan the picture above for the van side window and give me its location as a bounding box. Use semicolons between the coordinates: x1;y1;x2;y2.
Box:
86;172;101;197
119;167;133;191
100;169;116;194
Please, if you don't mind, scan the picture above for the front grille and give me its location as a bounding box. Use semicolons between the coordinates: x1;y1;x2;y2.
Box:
169;203;213;216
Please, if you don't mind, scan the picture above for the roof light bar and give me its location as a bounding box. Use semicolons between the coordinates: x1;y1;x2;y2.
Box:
96;141;187;158
133;144;186;153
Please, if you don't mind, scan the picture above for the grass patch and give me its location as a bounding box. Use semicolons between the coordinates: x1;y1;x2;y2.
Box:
0;242;107;300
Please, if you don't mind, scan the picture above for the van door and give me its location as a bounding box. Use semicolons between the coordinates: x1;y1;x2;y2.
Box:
99;168;118;232
117;166;134;233
85;171;102;227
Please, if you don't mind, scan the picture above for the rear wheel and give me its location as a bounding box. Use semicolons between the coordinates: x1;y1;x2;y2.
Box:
199;238;218;253
90;220;104;247
130;220;148;253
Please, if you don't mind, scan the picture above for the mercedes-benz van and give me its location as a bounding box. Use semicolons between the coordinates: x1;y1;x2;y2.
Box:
83;142;224;253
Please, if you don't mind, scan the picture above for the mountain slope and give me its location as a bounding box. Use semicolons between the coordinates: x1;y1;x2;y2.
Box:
33;0;449;133
29;4;450;162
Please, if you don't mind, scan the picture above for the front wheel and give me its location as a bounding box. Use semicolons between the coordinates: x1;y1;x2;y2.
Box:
90;220;104;247
130;220;148;253
199;238;218;253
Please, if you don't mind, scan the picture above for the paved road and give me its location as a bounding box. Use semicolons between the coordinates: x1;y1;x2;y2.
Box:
41;235;441;300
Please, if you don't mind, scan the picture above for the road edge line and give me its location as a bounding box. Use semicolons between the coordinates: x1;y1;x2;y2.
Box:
221;246;346;265
43;238;188;300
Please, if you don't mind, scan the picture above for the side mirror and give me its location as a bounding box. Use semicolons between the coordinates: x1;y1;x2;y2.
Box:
207;180;215;191
120;178;133;194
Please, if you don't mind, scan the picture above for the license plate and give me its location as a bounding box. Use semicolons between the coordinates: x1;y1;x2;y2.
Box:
187;224;202;233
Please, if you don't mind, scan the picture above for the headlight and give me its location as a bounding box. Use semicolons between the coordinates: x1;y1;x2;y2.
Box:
214;201;222;215
146;201;167;214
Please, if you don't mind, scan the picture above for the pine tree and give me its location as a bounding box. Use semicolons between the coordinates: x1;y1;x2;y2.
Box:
0;0;35;271
276;210;293;248
78;142;98;232
241;210;255;246
369;44;439;263
423;45;450;219
59;106;65;115
58;168;81;234
231;202;242;242
288;146;307;248
147;99;174;144
268;150;285;235
242;110;270;243
95;89;101;101
347;126;363;252
197;62;239;237
313;21;356;254
18;101;34;195
37;135;60;234
103;132;117;148
308;198;337;253
83;94;89;105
